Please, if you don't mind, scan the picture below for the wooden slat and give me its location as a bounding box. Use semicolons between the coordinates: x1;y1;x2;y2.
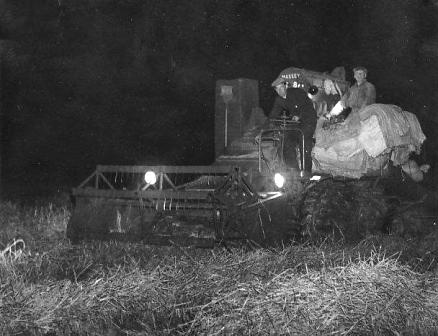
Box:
96;165;235;174
72;188;214;200
74;196;220;214
77;171;98;189
97;172;115;189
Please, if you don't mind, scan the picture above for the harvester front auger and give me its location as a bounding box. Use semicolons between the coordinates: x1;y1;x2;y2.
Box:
67;165;286;247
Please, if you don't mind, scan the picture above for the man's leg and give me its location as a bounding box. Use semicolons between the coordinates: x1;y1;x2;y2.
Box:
283;133;299;169
302;133;314;173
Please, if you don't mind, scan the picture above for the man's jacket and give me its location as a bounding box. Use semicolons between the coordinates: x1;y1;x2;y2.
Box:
270;88;317;132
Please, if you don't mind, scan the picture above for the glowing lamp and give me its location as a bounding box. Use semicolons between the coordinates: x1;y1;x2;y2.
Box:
144;171;157;185
274;173;285;188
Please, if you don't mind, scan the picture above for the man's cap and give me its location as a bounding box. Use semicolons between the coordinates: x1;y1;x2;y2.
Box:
353;66;368;73
271;77;287;87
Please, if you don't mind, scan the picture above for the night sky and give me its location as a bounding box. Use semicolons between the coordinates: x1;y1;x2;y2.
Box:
1;0;438;195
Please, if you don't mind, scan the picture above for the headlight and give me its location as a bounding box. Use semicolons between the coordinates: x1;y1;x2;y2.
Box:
274;173;285;188
144;171;157;185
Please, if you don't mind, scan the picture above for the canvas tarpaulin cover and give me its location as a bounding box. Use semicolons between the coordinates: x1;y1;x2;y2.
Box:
313;104;426;178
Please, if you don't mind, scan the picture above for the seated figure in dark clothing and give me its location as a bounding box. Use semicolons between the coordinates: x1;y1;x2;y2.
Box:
270;77;317;172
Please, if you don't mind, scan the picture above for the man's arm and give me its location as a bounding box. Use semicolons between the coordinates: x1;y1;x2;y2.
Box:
270;96;285;119
293;89;316;127
365;82;376;106
339;87;351;108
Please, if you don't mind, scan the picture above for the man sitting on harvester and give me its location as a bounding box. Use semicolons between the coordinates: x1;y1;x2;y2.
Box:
270;76;317;173
326;66;376;121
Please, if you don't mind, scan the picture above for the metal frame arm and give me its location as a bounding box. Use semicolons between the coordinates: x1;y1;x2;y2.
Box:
257;125;305;172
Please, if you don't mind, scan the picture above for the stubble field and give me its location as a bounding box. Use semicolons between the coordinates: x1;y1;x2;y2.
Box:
0;199;437;335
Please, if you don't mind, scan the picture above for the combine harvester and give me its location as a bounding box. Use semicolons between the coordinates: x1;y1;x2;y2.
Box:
67;67;428;246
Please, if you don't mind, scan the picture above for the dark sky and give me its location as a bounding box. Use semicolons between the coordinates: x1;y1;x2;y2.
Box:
1;0;438;192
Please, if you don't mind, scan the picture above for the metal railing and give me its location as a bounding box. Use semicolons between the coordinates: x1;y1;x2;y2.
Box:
258;118;305;172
